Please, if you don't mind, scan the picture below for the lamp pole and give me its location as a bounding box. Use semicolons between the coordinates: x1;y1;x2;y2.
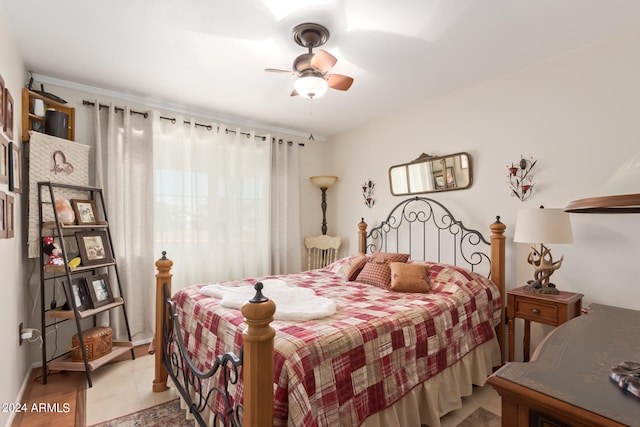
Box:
320;187;328;235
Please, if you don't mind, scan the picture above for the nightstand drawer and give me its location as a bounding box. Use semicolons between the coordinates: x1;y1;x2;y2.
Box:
514;299;558;324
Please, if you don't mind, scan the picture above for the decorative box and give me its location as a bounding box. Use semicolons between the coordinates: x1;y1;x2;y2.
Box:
71;327;112;362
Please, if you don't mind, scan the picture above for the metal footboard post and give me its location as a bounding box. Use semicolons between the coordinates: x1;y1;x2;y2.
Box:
241;283;277;427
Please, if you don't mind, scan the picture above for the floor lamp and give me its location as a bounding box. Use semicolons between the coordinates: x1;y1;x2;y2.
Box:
310;176;338;235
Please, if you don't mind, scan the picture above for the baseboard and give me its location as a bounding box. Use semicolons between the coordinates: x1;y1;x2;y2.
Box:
5;364;39;427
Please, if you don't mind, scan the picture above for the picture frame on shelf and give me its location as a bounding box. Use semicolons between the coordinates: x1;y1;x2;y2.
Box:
8;141;21;193
3;87;13;140
87;273;114;308
63;277;90;311
75;230;114;266
71;199;98;225
0;190;6;239
0;134;7;184
6;194;14;238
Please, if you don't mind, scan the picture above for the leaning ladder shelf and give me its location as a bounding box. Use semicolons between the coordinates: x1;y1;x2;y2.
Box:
38;182;135;387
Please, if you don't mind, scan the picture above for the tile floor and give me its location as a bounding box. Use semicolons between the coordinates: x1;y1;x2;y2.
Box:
85;355;179;425
85;354;501;426
439;383;501;427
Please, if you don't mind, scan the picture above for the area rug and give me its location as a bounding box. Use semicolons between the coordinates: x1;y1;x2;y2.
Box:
456;406;501;427
89;398;194;427
90;399;498;427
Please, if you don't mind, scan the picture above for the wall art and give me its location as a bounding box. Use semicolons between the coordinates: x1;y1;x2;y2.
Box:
362;179;375;208
3;87;13;139
507;155;536;201
0;134;7;184
8;141;22;193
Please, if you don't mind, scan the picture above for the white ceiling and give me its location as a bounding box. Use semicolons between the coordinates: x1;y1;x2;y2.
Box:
3;0;640;139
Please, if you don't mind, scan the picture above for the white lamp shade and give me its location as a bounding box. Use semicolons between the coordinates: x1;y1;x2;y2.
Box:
310;175;338;189
514;208;573;244
295;76;328;99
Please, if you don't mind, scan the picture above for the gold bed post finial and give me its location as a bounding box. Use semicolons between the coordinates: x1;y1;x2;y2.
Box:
153;251;173;392
241;283;277;427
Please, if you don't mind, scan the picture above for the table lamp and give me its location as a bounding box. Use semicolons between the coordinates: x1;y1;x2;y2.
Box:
513;206;573;294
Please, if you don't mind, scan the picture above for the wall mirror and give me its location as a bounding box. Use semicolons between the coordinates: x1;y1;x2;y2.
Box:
389;152;473;196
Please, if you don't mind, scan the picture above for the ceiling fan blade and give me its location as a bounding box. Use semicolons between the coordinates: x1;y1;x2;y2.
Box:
311;50;337;72
327;74;354;91
265;68;295;74
290;89;299;97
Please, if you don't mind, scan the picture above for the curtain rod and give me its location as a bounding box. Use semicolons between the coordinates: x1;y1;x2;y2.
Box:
82;100;304;146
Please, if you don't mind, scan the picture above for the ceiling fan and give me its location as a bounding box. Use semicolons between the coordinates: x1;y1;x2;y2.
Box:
265;23;354;99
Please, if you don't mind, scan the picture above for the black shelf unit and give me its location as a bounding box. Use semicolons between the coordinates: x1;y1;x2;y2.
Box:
38;182;134;387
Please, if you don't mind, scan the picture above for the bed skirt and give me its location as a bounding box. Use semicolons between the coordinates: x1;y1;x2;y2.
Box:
361;338;501;427
175;337;500;427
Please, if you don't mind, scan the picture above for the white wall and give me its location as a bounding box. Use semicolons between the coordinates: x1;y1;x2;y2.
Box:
329;26;640;360
0;9;28;427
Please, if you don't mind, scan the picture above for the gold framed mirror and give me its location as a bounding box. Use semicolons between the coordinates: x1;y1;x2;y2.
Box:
389;152;473;196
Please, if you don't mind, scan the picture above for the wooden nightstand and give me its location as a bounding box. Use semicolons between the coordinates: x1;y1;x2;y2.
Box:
507;286;583;362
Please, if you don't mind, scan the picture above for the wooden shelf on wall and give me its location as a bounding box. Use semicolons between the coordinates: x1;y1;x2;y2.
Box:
22;88;75;142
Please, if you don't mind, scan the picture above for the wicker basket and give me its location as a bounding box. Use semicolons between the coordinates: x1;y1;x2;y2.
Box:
71;327;112;362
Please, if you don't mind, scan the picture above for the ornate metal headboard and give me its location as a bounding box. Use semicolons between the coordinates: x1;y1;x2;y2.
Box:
363;196;492;278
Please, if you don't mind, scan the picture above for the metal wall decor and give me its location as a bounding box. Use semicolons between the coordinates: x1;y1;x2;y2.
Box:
362;179;375;208
508;155;536;201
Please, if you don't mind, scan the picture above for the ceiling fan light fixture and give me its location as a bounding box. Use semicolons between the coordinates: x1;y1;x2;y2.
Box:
294;76;328;99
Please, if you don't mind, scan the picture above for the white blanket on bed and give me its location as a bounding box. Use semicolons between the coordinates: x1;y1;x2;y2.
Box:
199;279;337;321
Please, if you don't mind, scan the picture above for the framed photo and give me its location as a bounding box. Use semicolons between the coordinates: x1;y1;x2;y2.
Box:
445;167;456;188
6;194;14;238
433;172;445;190
75;230;114;266
87;274;114;308
63;277;90;311
71;199;98;225
0;190;6;239
8;141;21;193
0;134;7;184
3;88;13;140
0;74;4;137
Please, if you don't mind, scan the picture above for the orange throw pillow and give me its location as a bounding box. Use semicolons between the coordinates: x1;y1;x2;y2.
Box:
389;262;430;293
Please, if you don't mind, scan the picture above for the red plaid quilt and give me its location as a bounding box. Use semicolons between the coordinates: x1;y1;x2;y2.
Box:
172;259;501;426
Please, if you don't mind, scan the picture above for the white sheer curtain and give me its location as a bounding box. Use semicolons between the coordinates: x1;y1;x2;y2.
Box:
271;138;301;274
153;118;272;290
94;104;155;342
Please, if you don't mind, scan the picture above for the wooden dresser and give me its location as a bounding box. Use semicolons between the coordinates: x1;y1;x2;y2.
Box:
488;304;640;427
